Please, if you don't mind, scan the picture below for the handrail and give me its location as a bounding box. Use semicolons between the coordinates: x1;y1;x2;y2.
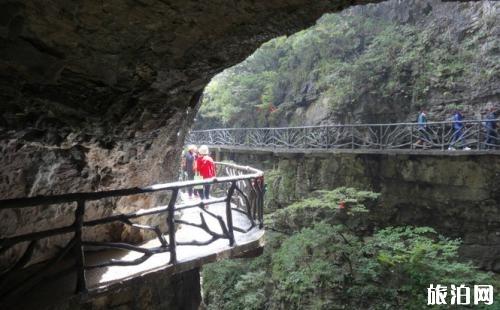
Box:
0;162;264;305
187;119;500;151
190;118;500;131
0;162;262;209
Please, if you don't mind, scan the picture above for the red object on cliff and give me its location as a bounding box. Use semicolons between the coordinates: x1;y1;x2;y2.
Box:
339;201;346;209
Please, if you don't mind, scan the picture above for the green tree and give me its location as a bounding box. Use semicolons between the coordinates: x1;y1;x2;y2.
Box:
203;187;499;310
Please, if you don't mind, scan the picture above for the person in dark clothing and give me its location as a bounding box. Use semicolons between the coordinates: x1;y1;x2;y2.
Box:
184;145;197;199
449;110;470;150
484;108;497;149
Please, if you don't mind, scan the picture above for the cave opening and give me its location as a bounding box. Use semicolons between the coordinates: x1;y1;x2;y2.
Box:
0;0;499;309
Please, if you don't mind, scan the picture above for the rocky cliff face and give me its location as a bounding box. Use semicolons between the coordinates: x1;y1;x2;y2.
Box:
296;0;499;124
330;0;500;123
196;0;499;128
0;1;383;266
218;149;500;272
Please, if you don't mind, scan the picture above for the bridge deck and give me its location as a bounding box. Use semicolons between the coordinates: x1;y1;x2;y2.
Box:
17;192;264;309
208;144;500;156
187;120;500;153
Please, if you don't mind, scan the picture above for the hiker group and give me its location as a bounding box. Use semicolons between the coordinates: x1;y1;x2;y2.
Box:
181;145;216;200
415;107;498;150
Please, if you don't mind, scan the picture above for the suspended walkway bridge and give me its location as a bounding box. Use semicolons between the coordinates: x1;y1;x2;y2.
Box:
0;162;264;309
187;119;500;154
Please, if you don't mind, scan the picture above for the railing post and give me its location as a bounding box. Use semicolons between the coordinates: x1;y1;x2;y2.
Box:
477;121;481;150
256;177;264;229
226;182;236;246
231;129;235;146
273;129;277;149
74;200;87;294
441;122;445;151
260;184;264;228
287;128;291;148
410;124;414;150
379;126;383;149
325;126;330;149
303;128;307;149
236;129;241;146
167;189;179;264
351;125;354;149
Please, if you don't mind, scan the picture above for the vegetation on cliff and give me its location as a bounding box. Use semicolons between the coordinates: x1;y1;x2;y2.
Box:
196;1;499;129
203;187;498;309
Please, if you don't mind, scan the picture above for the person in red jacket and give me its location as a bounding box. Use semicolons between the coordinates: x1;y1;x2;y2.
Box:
195;145;216;200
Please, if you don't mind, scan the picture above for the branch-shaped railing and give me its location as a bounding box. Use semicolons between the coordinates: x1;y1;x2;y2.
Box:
0;162;264;305
187;119;500;151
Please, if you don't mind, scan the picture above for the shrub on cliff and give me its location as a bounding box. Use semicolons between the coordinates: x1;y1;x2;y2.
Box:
203;187;498;309
272;224;498;309
268;187;379;233
204;224;497;310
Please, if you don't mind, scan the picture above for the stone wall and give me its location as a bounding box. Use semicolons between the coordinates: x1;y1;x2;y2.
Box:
218;148;500;271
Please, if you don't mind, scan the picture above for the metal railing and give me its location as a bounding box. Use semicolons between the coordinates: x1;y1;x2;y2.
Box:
187;119;500;151
0;162;264;305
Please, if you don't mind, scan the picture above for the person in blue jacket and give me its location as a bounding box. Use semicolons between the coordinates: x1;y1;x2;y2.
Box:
449;110;470;150
416;109;431;147
484;108;497;149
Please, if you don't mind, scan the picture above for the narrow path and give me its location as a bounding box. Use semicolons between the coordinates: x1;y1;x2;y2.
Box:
17;191;264;309
86;191;262;289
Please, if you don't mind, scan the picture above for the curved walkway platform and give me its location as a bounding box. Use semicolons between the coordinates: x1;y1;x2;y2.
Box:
87;194;264;292
15;195;264;309
0;162;265;309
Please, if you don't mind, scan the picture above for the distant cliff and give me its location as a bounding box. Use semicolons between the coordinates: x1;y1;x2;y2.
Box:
196;0;499;129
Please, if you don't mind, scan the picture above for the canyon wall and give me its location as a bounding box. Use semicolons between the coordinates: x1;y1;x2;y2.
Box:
217;148;500;271
196;0;499;129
